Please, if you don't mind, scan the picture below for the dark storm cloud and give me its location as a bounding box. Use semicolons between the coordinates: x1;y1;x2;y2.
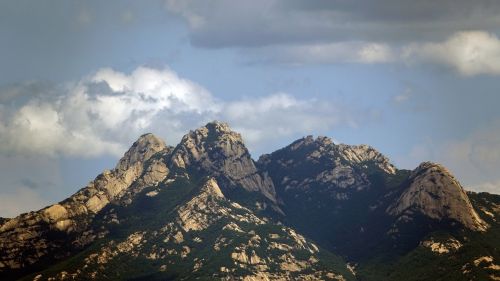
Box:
165;0;500;48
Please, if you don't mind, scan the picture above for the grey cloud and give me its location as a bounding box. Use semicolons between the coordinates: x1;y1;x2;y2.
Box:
166;0;500;48
20;178;39;189
0;154;63;217
242;42;395;65
399;119;500;194
0;81;55;103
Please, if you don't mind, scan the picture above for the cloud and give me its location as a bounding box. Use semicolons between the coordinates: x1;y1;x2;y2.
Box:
0;66;219;157
0;66;359;158
245;42;394;65
403;31;500;76
246;30;500;76
0;154;63;217
473;180;500;195
165;0;500;48
441;122;500;184
0;188;51;218
399;121;500;194
165;1;500;75
393;87;412;103
0;81;54;103
222;93;357;152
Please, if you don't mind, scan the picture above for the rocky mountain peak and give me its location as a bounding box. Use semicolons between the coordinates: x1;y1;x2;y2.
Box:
287;135;334;152
411;161;451;177
116;133;167;172
0;133;171;276
172;121;278;205
172;121;246;169
204;120;235;135
336;144;396;174
259;135;395;177
387;161;487;231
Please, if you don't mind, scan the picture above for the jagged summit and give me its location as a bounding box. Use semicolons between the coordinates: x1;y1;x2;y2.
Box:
172;121;278;205
204;120;234;134
116;133;166;172
388;161;487;231
259;134;396;178
412;161;454;176
177;121;243;152
280;135;334;153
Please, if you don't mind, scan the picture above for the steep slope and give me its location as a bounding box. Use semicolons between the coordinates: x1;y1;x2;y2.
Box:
258;136;406;257
1;122;354;280
259;135;497;280
27;177;353;281
0;134;170;279
387;162;487;232
361;191;500;281
170;121;282;216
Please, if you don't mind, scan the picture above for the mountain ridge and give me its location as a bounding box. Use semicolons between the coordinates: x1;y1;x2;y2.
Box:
1;121;499;281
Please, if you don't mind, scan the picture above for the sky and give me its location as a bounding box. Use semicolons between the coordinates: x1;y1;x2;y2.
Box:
1;0;500;217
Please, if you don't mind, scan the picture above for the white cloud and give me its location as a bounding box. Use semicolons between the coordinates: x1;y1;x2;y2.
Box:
393;88;412;103
440;123;500;183
165;0;206;29
246;31;500;75
403;31;500;76
398;121;500;194
0;66;358;158
358;43;395;63
0;67;219;157
223;93;355;151
473;180;500;194
246;42;395;65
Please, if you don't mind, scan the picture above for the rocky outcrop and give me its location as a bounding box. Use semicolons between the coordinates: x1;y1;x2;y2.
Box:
336;144;396;175
117;147;173;205
116;133;166;172
35;177;353;280
387;162;487;231
70;133;168;214
421;237;462;254
172;121;278;204
0;133;168;275
258;135;493;267
176;178;226;232
258;136;395;199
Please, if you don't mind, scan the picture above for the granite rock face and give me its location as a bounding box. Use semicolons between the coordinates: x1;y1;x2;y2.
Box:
0;122;284;278
258;136;395;199
172;121;278;205
387;162;487;231
0;133;168;275
31;177;354;281
258;135;491;263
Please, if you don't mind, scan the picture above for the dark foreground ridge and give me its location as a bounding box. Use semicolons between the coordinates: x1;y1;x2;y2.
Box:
1;121;499;281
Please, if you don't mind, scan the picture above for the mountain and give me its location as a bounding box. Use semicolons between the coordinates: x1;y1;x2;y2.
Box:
1;121;499;281
258;135;499;280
